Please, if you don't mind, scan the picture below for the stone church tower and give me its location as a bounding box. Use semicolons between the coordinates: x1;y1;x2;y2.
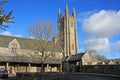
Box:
58;5;77;57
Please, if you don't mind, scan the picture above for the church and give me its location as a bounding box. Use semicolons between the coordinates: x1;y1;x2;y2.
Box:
0;5;93;74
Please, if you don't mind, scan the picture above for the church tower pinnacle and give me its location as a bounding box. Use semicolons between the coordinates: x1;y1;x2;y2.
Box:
58;8;61;18
72;7;76;18
65;4;69;16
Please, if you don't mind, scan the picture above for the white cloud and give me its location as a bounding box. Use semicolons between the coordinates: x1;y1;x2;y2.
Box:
1;31;12;36
84;38;110;52
82;10;120;37
77;10;97;22
0;31;22;37
114;41;120;51
14;35;22;37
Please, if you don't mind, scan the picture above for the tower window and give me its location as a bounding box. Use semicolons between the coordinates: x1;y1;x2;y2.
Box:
11;44;17;55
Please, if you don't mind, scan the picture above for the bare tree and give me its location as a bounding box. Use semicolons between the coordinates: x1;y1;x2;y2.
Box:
55;33;65;57
87;50;107;61
27;20;56;72
0;0;14;30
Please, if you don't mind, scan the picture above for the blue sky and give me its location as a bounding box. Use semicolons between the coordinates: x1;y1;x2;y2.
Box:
0;0;120;59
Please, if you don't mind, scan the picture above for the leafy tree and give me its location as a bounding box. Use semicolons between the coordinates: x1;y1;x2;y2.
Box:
0;0;14;30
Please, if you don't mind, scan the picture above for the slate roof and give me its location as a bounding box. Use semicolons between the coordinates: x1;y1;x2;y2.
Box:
61;56;69;62
0;56;62;64
67;53;85;62
0;35;32;48
0;35;61;52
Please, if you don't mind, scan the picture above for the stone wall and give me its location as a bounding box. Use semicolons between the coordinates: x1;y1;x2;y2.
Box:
82;65;120;75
